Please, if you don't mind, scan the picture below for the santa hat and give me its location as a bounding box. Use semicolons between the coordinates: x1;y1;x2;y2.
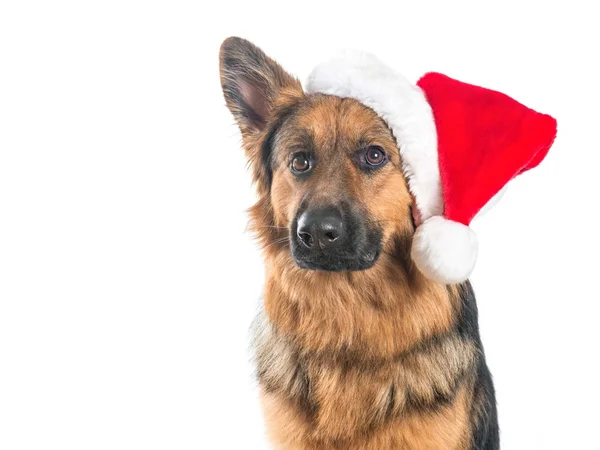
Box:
306;51;557;284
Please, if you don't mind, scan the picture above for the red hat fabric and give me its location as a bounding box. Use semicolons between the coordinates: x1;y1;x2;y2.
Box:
306;51;557;284
417;72;557;226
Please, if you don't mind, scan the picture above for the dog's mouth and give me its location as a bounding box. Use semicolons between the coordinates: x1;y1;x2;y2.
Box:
291;248;381;272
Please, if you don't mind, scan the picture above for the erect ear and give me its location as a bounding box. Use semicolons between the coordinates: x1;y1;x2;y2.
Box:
219;37;303;138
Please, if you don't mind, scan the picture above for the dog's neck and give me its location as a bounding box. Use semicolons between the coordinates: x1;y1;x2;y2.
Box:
254;260;476;441
261;245;459;360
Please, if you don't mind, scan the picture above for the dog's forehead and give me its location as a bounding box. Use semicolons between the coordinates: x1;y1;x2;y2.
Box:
275;95;396;159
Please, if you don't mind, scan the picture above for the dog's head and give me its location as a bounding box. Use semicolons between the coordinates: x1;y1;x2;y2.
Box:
220;37;414;273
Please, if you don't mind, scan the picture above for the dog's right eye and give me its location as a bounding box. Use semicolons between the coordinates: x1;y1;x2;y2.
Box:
291;153;311;174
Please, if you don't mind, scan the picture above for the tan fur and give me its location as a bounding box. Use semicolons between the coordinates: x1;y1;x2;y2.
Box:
261;385;471;450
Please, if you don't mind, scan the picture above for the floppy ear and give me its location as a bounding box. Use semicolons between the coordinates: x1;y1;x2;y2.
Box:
219;37;303;139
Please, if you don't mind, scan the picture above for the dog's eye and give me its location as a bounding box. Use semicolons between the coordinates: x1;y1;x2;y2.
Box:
291;153;311;173
365;146;386;166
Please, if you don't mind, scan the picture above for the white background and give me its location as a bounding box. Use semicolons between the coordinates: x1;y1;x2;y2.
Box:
1;1;599;449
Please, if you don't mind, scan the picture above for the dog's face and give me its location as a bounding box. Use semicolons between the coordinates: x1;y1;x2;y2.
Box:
220;38;413;272
270;96;411;271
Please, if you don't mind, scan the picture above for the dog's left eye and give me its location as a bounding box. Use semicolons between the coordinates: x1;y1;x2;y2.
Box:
364;146;386;166
291;152;311;173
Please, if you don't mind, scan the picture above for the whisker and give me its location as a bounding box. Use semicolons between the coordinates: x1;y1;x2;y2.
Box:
261;236;291;251
363;219;397;225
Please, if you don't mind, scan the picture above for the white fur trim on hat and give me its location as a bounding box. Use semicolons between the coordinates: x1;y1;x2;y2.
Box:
305;51;442;221
411;216;479;284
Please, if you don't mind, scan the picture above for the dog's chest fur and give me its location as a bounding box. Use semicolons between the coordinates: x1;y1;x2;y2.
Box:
252;309;478;449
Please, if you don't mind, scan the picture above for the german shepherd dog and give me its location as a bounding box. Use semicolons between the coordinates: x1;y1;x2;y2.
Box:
219;37;499;450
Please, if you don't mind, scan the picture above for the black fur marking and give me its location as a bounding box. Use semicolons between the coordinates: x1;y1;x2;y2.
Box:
455;281;482;341
457;282;500;450
471;358;500;450
385;384;396;420
294;363;316;416
403;382;459;415
260;104;300;188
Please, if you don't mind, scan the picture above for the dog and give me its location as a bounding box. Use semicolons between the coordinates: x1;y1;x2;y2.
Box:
219;36;499;450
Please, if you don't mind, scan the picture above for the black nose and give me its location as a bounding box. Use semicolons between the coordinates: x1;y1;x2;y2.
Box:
296;207;344;250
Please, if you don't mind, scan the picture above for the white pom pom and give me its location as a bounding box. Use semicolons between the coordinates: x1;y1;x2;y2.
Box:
411;216;478;284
